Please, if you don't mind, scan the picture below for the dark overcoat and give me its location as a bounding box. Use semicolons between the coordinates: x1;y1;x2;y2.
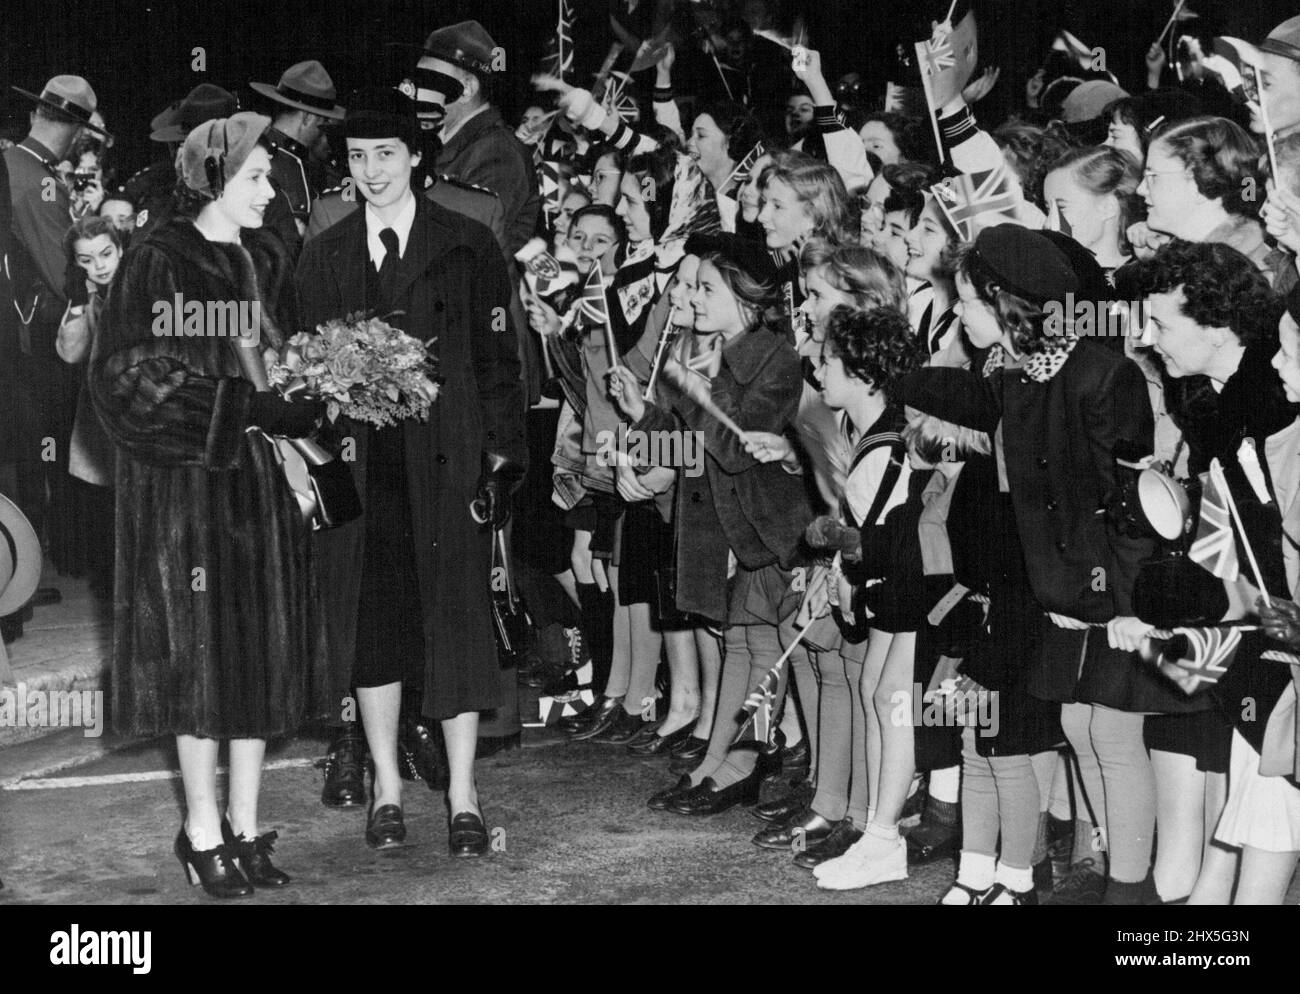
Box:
903;339;1160;710
634;321;812;624
89;219;328;738
296;196;526;721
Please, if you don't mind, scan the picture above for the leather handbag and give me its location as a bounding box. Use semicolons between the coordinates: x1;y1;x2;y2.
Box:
489;526;530;668
231;339;361;531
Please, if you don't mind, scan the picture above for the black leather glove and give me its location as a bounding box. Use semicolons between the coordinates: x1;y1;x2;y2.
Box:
471;452;525;528
1257;595;1300;651
64;270;89;309
248;390;324;439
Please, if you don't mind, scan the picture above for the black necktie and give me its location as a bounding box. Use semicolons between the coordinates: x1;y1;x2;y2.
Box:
378;227;400;303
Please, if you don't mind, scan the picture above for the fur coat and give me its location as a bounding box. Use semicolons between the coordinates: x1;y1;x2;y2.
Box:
89;218;328;738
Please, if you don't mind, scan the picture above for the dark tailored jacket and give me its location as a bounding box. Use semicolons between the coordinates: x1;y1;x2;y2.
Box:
297;195;527;720
5;137;70;322
634;320;812;624
88;219;328;738
903;339;1154;622
435;105;539;257
306;175;508;253
904;340;1158;709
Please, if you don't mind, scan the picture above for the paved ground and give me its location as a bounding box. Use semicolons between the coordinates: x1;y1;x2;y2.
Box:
3;573;1298;905
0;727;955;905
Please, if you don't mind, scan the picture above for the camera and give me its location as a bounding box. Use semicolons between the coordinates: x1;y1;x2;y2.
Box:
71;170;98;193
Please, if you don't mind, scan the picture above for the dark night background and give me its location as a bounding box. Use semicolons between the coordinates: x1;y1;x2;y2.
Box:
0;0;1288;180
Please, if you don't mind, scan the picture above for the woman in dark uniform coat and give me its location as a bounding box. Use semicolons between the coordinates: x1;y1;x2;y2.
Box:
296;89;526;857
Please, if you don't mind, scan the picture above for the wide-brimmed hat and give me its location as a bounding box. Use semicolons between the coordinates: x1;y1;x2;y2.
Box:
11;75;112;140
1261;15;1300;66
0;494;41;617
422;20;499;75
250;60;345;119
150;83;240;143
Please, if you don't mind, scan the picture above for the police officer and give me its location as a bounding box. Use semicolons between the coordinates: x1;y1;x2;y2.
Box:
251;61;347;239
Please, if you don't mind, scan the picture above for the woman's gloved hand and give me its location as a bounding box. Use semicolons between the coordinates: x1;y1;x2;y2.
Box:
248;390;325;438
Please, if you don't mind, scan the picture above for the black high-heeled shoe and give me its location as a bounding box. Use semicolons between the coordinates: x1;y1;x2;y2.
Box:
668;773;762;816
221;819;290;888
174;828;253;899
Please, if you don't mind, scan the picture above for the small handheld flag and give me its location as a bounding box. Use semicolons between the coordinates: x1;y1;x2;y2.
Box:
1156;624;1245;691
733;623;811;747
930;163;1020;241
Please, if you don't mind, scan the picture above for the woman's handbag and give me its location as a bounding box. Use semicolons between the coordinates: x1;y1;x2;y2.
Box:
231;339;361;531
488;526;530;668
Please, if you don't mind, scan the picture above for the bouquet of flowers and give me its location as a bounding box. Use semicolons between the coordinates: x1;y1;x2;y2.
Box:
266;312;441;427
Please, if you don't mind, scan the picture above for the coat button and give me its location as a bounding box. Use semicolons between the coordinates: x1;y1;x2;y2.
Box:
436;454;448;464
1037;457;1049;468
1046;499;1058;511
1055;540;1067;552
690;492;702;504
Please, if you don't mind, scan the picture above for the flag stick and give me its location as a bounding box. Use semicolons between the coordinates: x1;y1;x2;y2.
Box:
1214;459;1272;606
662;358;746;438
1255;64;1281;182
643;325;677;402
709;50;735;101
943;0;959;27
915;41;947;166
1155;0;1186;49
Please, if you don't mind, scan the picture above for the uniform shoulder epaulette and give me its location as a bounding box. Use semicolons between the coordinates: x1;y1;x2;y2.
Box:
437;174;500;199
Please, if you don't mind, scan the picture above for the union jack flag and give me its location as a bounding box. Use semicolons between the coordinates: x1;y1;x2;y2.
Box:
930;163;1020;241
733;665;780;747
1189;460;1240;581
1159;625;1244;691
538;160;564;220
723;140;767;194
601;71;640;124
919;33;955;77
541;0;575;81
576;263;610;330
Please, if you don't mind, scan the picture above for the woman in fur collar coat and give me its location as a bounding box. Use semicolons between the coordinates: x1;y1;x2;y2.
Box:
90;114;328;898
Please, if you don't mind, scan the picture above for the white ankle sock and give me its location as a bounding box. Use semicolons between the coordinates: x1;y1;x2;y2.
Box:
865;820;899;842
956;851;995;890
995;861;1035;894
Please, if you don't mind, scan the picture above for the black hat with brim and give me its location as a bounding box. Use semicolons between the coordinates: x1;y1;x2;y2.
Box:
340;87;419;150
